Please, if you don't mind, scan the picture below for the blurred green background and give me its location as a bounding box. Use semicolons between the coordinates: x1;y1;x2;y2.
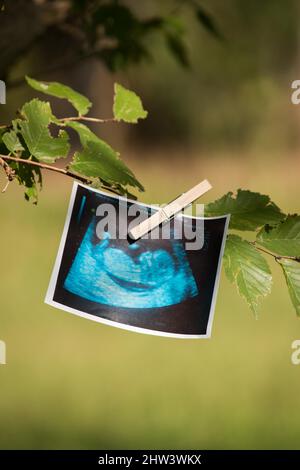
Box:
1;0;300;449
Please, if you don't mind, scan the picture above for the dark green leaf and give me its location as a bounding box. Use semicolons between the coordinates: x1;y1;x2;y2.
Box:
9;158;42;204
256;215;300;257
224;234;272;315
205;190;284;231
166;34;189;67
26;77;92;116
142;17;164;32
93;4;138;40
195;7;223;40
0;128;8;154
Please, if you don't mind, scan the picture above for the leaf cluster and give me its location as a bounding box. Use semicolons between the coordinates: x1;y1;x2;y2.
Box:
206;193;300;316
0;78;147;202
70;0;222;71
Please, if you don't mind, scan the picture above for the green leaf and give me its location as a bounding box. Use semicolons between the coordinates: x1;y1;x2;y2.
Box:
26;77;92;116
18;99;70;163
278;258;300;315
67;121;144;191
0;129;8;154
195;7;223;40
166;34;189;67
224;234;272;315
256;215;300;257
2;130;24;154
164;15;185;34
205;190;284;231
9;159;42;204
113;83;148;123
93;4;139;40
24;184;38;203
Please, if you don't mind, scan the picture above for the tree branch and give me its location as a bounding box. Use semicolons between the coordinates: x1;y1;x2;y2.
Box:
0;154;120;195
251;241;300;263
60;116;117;124
1;153;91;182
0;117;116;130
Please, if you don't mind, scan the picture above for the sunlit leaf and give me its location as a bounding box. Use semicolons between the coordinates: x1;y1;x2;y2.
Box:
205;190;284;230
224;234;272;315
278;258;300;315
67;121;144;191
2;130;24;154
113;83;148;123
256;215;300;257
26;77;92;116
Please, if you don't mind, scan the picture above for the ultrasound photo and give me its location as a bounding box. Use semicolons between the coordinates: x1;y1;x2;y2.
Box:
45;183;230;338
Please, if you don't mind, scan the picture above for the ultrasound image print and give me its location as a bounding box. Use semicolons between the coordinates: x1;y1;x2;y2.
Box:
64;223;199;309
45;183;230;338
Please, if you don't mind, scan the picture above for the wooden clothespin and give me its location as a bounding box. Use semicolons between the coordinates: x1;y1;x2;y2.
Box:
128;179;212;241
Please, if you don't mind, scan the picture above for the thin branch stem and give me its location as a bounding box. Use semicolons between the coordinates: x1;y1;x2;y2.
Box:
0;154;120;195
2;179;10;193
1;154;91;183
251;242;277;259
251;241;300;263
0;156;16;192
1;115;116;131
60;116;116;124
1;117;116;128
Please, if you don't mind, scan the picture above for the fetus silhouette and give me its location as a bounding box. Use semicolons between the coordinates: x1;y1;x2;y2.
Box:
64;220;198;309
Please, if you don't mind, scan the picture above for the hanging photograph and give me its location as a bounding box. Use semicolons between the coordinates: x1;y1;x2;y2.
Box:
45;183;229;338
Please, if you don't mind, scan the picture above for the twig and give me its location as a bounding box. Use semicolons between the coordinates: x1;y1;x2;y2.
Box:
0;156;15;180
0;156;16;193
251;241;300;263
0;154;120;195
60;116;117;124
1;154;91;182
1;116;116;130
2;179;10;193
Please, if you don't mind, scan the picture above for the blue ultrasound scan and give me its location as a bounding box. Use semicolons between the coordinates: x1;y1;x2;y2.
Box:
46;184;229;338
64;220;199;309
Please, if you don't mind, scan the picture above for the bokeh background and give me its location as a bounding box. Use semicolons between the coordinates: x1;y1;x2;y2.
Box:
1;0;300;449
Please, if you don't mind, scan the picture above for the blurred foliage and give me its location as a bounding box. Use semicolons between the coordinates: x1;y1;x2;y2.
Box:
126;0;300;151
0;0;221;78
2;0;300;151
